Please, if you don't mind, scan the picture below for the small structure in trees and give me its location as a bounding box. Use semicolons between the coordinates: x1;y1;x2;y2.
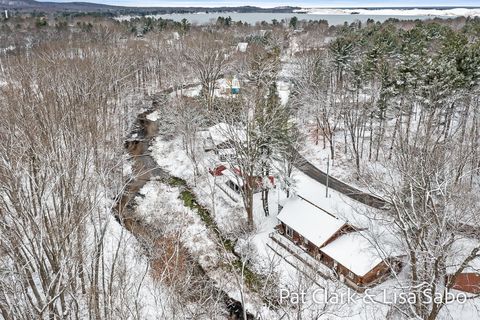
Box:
222;168;274;195
217;148;236;162
231;76;240;94
236;42;248;53
209;164;227;176
203;122;243;151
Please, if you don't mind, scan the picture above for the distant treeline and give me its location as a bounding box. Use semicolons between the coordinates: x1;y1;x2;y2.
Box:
1;3;300;16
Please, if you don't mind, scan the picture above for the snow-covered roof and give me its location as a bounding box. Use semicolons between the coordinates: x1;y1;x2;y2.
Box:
277;196;345;247
208;123;235;147
208;123;246;147
146;110;159;122
293;171;374;230
237;42;248;52
216;78;230;92
231;77;240;89
320;232;383;277
218;148;236;155
222;169;243;187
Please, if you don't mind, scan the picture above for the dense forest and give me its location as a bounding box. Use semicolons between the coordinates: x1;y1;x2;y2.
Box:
0;11;480;320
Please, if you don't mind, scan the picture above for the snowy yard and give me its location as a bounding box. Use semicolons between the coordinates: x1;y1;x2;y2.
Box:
146;131;404;319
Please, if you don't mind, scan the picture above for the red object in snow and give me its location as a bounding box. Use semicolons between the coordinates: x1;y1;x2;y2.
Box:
225;167;275;188
451;273;480;294
259;176;275;187
209;165;227;176
268;176;275;185
232;167;242;176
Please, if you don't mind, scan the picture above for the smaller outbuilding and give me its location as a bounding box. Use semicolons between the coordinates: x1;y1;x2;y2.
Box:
203;122;245;152
203;123;236;151
236;42;248;53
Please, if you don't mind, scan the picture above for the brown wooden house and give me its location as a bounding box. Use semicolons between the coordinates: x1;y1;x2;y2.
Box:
276;196;400;291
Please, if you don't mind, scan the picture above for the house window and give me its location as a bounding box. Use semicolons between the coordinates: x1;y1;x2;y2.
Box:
348;271;355;279
226;180;241;194
285;226;293;238
303;238;309;246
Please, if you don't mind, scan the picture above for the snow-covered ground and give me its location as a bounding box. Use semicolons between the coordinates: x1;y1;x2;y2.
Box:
136;181;219;268
295;8;480;17
170;84;202;98
299;132;392;196
147;121;480;319
141;39;480;318
134;176;274;317
169;78;236;99
276;80;291;106
0;45;15;54
84;200;178;320
148;131;406;319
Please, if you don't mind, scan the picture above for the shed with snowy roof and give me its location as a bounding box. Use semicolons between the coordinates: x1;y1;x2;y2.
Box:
203;123;236;152
236;42;248;53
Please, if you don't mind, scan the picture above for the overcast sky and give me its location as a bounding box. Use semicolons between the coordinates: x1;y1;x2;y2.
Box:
38;0;480;8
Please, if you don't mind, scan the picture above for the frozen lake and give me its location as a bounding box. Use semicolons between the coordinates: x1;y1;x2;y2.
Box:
142;12;452;25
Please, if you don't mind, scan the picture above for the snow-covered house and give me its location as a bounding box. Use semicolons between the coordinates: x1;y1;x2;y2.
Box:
222;168;244;194
275;196;400;290
231;76;240;94
203;122;236;152
236;42;248;53
203;122;246;152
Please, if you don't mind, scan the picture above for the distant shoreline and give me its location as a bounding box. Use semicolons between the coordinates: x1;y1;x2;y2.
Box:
294;7;480;17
